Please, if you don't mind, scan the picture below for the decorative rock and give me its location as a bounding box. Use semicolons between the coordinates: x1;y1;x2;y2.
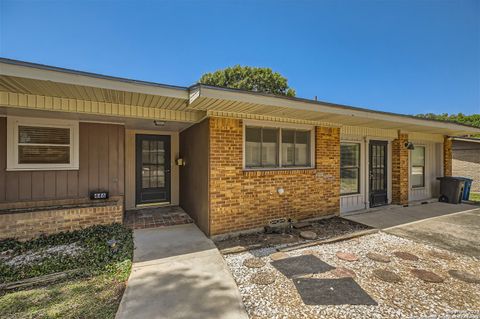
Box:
251;271;276;285
332;267;356;278
429;250;455;261
270;252;289;261
373;269;403;283
448;270;480;284
410;269;444;283
300;231;317;240
393;251;419;261
366;252;391;263
336;252;359;262
243;258;266;268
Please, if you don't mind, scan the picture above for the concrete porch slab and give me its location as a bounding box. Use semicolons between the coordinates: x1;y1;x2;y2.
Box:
116;224;248;319
343;202;477;229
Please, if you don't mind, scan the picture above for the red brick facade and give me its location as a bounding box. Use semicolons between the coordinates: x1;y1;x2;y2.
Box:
392;133;409;205
208;117;340;236
443;136;452;177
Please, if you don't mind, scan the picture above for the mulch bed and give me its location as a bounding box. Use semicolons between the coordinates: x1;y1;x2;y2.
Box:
215;217;371;252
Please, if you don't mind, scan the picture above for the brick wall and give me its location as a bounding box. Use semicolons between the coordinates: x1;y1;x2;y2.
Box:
208;117;340;236
0;202;123;241
443;136;453;177
392;133;409;205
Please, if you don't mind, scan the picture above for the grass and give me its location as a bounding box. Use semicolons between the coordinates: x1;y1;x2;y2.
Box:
469;192;480;202
0;224;133;319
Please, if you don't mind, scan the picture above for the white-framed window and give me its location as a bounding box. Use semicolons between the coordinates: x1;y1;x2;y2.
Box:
411;145;425;188
7;117;79;171
340;142;361;195
243;121;314;170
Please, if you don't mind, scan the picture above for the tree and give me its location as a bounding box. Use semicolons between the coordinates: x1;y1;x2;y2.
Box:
416;113;480;137
199;65;296;97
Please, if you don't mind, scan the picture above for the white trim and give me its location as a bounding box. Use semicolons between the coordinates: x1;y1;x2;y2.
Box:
242;119;315;170
6;116;79;171
79;120;125;126
339;140;362;196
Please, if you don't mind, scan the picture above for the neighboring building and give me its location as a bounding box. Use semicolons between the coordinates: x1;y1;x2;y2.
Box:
1;58;479;240
452;137;480;193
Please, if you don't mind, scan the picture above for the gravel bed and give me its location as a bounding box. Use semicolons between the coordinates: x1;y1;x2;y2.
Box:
3;243;83;267
224;232;480;319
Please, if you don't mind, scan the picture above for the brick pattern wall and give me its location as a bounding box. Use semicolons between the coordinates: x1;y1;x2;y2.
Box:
443;136;453;177
392;133;409;205
208;117;340;236
0;203;123;241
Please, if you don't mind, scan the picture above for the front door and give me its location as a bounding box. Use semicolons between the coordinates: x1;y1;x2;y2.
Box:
135;134;171;205
369;140;388;207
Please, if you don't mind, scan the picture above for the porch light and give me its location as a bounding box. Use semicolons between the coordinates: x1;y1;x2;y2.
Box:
154;120;166;126
404;142;415;150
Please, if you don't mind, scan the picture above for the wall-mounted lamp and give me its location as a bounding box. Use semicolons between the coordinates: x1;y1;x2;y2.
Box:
154;120;166;127
176;158;186;166
404;142;415;150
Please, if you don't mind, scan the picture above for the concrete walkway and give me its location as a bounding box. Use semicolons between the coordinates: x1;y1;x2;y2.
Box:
343;202;477;229
116;224;248;319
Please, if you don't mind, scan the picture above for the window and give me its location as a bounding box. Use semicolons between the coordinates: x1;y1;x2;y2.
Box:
340;143;360;195
7;117;79;171
411;146;425;188
244;123;313;169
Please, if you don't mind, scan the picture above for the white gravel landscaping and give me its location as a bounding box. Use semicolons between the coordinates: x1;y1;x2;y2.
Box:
224;232;480;319
3;242;84;267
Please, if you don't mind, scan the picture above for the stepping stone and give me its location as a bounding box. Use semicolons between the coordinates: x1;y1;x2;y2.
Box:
251;271;276;285
271;254;334;278
429;250;455;261
366;252;391;263
293;278;377;305
300;231;317;240
332;267;356;278
336;252;359;262
302;249;321;256
411;269;444;283
373;269;402;283
270;252;288;261
448;270;480;284
243;258;266;268
393;251;419;261
293;222;311;229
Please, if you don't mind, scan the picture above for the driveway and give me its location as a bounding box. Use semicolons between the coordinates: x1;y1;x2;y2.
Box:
344;202;480;257
116;224;248;319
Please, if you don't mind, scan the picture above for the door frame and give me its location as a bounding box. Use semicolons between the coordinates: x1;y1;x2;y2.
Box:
365;137;392;209
368;140;389;207
135;134;171;206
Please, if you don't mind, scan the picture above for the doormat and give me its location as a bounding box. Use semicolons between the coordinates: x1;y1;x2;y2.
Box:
270;254;334;278
293;278;377;306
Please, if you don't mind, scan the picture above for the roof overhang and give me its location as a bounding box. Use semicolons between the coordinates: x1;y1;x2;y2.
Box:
188;85;480;136
451;137;480;143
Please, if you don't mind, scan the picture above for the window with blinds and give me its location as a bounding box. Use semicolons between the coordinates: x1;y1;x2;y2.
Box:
7;117;79;170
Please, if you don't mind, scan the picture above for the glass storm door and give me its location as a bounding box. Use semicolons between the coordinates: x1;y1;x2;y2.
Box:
369;140;388;207
135;135;171;205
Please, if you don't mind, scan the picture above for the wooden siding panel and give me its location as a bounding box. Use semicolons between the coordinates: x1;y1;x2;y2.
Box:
18;173;32;200
44;171;56;199
55;171;68;198
67;171;79;198
98;125;109;192
0;117;6;201
88;124;100;192
31;172;45;200
5;173;19;202
117;126;125;195
78;122;89;198
108;125;119;196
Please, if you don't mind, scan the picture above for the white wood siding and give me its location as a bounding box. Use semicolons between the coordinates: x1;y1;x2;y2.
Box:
408;141;443;201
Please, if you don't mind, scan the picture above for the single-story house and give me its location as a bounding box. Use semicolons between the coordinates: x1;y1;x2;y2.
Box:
452;137;480;193
1;58;479;240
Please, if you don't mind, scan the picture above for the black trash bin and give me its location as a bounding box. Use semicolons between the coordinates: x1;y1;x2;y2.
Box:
436;177;465;204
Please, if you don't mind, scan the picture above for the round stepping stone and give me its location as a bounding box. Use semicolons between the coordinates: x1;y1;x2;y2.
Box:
243;258;266;268
270;252;288;261
429;250;455;261
373;269;403;283
393;251;419;261
366;252;391;263
410;269;444;283
300;231;317;240
336;252;359;262
251;271;276;285
448;270;480;284
302;249;321;256
332;267;356;278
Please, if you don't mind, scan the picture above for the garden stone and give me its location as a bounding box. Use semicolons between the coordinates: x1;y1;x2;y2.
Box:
332;267;356;278
366;252;391;263
373;269;403;283
251;271;276;285
300;231;317;240
448;270;480;284
429;250;455;261
411;269;444;283
243;258;266;268
336;252;359;262
393;251;419;261
270;252;288;261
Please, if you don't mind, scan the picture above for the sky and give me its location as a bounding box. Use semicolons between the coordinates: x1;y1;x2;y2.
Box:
1;0;479;115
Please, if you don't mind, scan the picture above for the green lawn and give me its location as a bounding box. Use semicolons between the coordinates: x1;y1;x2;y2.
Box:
0;224;133;319
469;192;480;202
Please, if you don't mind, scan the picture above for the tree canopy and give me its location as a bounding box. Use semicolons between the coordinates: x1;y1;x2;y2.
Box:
199;65;296;97
416;113;480;137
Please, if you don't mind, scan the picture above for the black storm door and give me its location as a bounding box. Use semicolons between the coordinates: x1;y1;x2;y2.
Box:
136;134;171;205
369;140;388;207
